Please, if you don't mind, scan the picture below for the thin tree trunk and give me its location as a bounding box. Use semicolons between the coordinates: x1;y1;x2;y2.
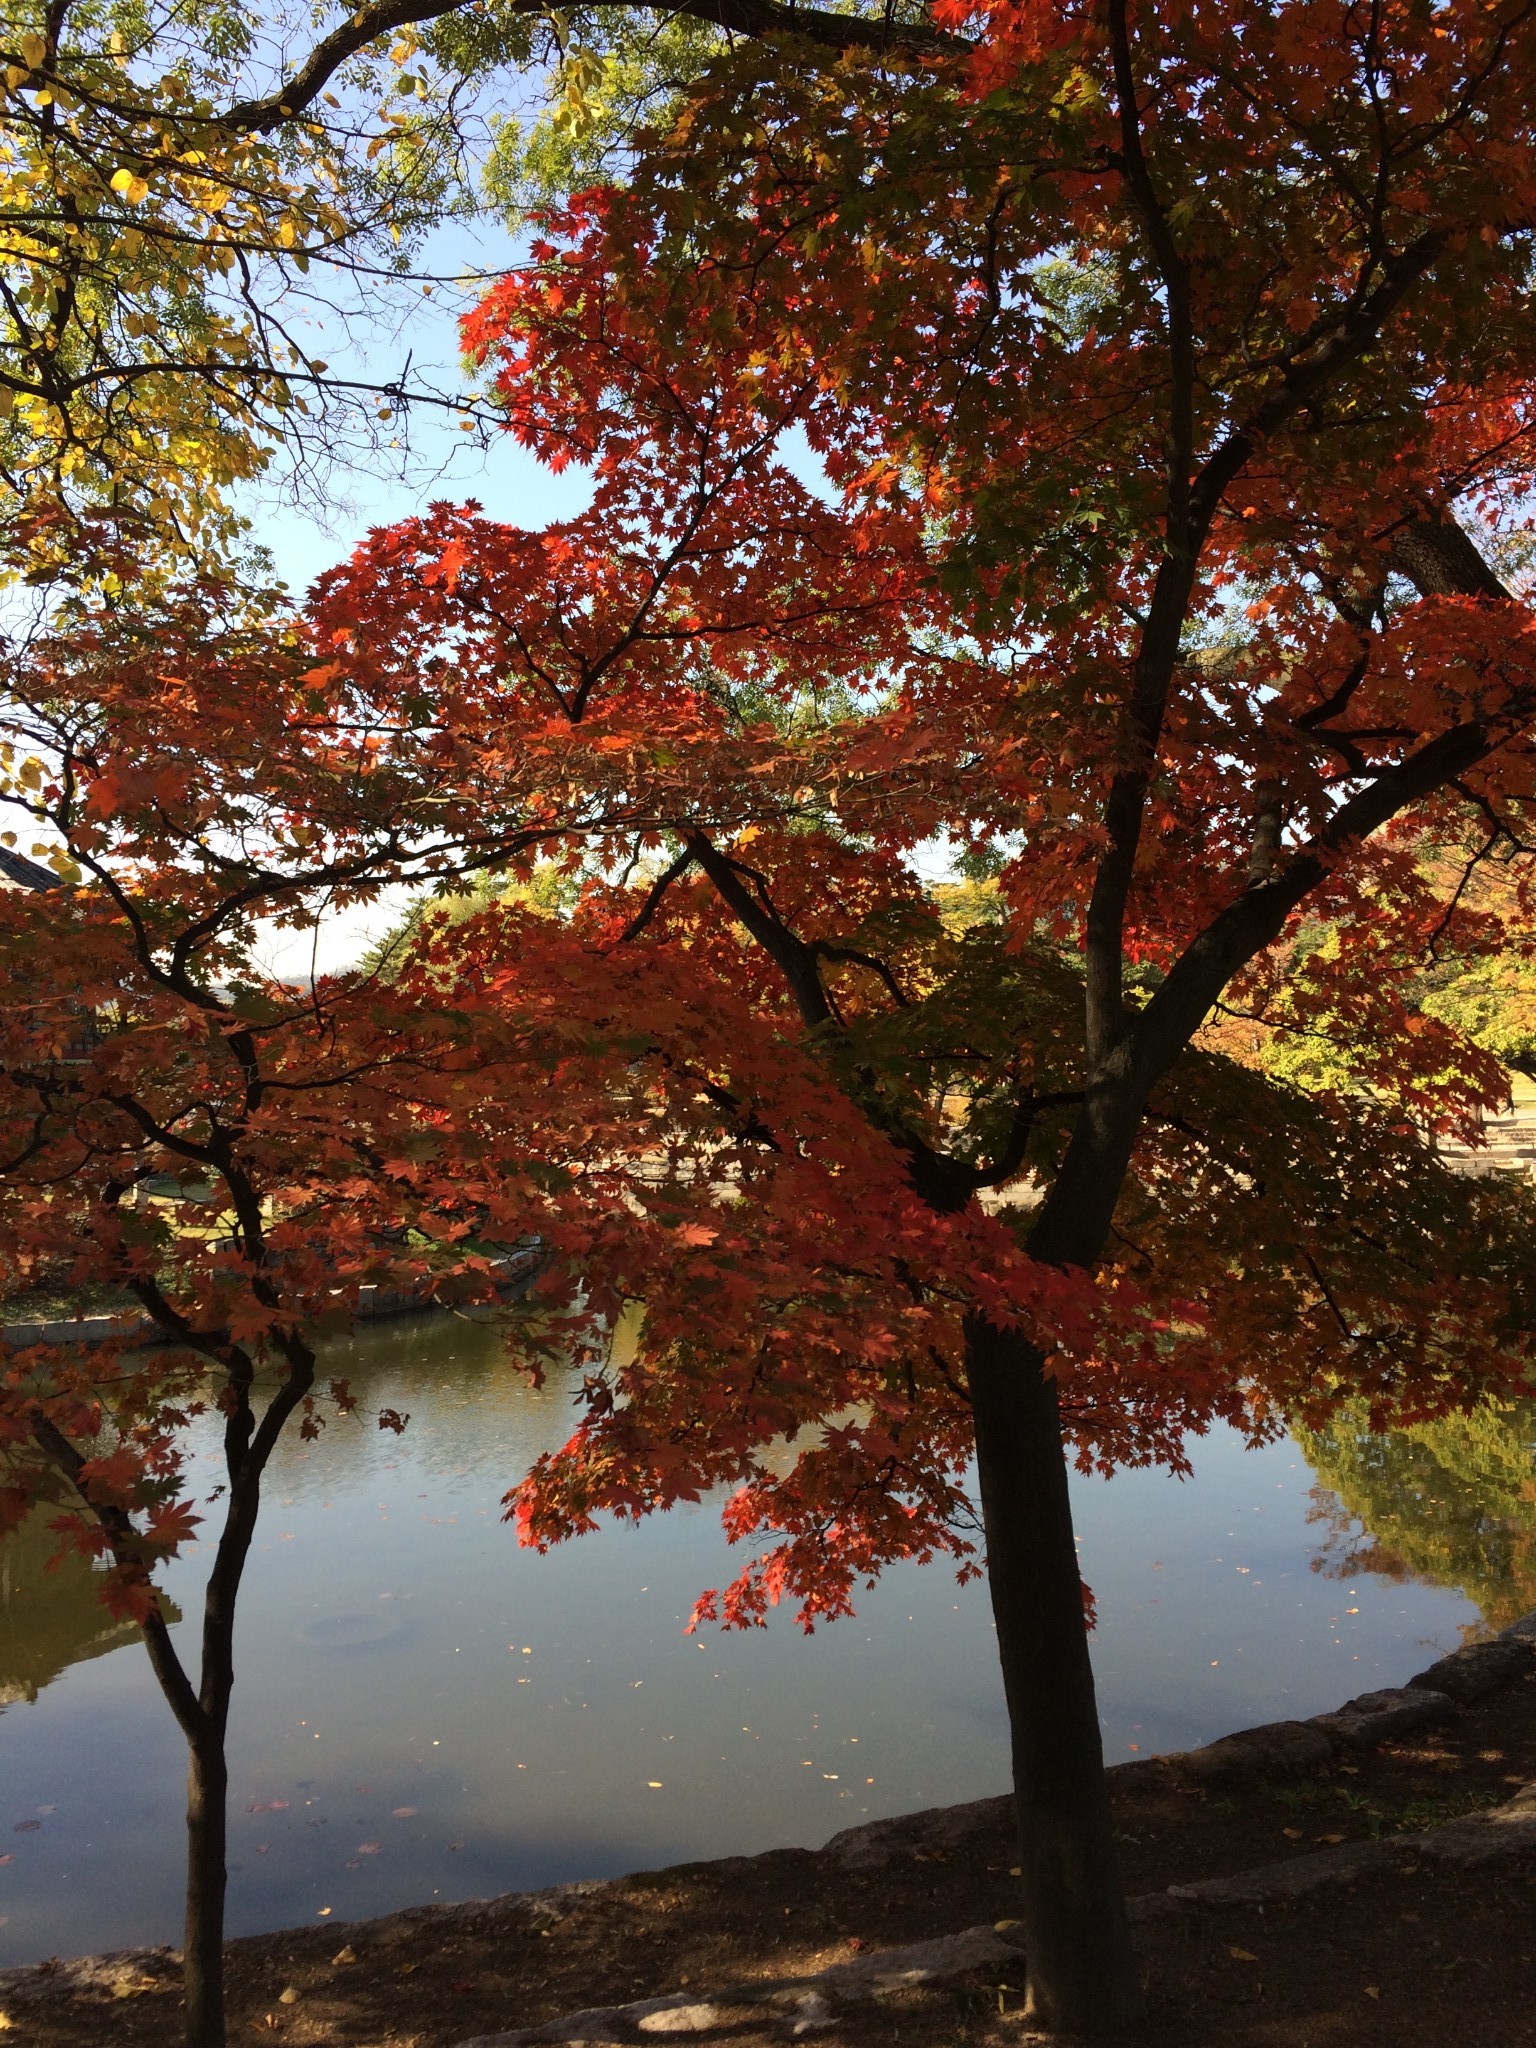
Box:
966;1311;1144;2035
176;1431;265;2048
182;1728;230;2048
136;1598;232;2048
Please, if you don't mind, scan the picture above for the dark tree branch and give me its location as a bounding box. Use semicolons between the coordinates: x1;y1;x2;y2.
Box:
687;832;837;1030
28;1409;208;1746
1032;510;1526;1268
615;844;699;944
809;939;910;1009
220;0;953;135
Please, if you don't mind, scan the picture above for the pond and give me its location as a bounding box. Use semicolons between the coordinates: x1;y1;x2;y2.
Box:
3;1312;1532;1967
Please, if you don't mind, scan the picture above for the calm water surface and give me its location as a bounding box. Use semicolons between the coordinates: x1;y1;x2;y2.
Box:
0;1313;1519;1964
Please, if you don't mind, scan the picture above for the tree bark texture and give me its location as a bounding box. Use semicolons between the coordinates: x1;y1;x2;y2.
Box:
182;1727;231;2048
966;1311;1144;2035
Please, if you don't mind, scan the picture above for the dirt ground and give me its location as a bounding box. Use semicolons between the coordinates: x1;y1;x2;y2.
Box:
7;1667;1536;2047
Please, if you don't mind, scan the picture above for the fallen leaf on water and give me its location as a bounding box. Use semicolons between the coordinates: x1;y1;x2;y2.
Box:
10;1822;40;1834
390;1807;416;1819
1229;1948;1259;1963
357;1842;382;1855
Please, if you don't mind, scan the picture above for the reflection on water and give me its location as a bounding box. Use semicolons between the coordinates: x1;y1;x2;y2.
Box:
1299;1399;1536;1629
0;1312;1528;1965
0;1516;165;1709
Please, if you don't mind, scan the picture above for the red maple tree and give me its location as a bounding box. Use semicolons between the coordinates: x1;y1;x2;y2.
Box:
307;0;1536;2029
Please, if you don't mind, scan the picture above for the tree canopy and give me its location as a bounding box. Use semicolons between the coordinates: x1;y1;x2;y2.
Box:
6;0;1536;2037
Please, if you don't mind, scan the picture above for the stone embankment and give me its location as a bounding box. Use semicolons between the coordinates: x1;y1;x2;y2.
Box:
0;1242;546;1353
452;1610;1536;2047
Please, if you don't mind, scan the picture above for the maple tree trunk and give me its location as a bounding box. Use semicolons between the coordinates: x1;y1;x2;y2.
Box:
966;1312;1144;2036
139;1390;281;2048
183;1723;231;2048
174;1441;268;2048
135;1593;234;2048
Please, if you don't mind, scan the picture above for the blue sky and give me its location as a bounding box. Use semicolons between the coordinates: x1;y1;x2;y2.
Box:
239;218;597;977
237;218;594;600
236;220;852;976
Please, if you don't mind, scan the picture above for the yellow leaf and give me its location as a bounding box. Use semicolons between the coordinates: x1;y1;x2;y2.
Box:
1317;1833;1345;1845
1228;1947;1259;1963
19;34;46;67
1364;1986;1381;2000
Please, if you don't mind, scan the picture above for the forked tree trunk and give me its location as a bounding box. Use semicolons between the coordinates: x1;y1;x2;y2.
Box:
966;1311;1144;2035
